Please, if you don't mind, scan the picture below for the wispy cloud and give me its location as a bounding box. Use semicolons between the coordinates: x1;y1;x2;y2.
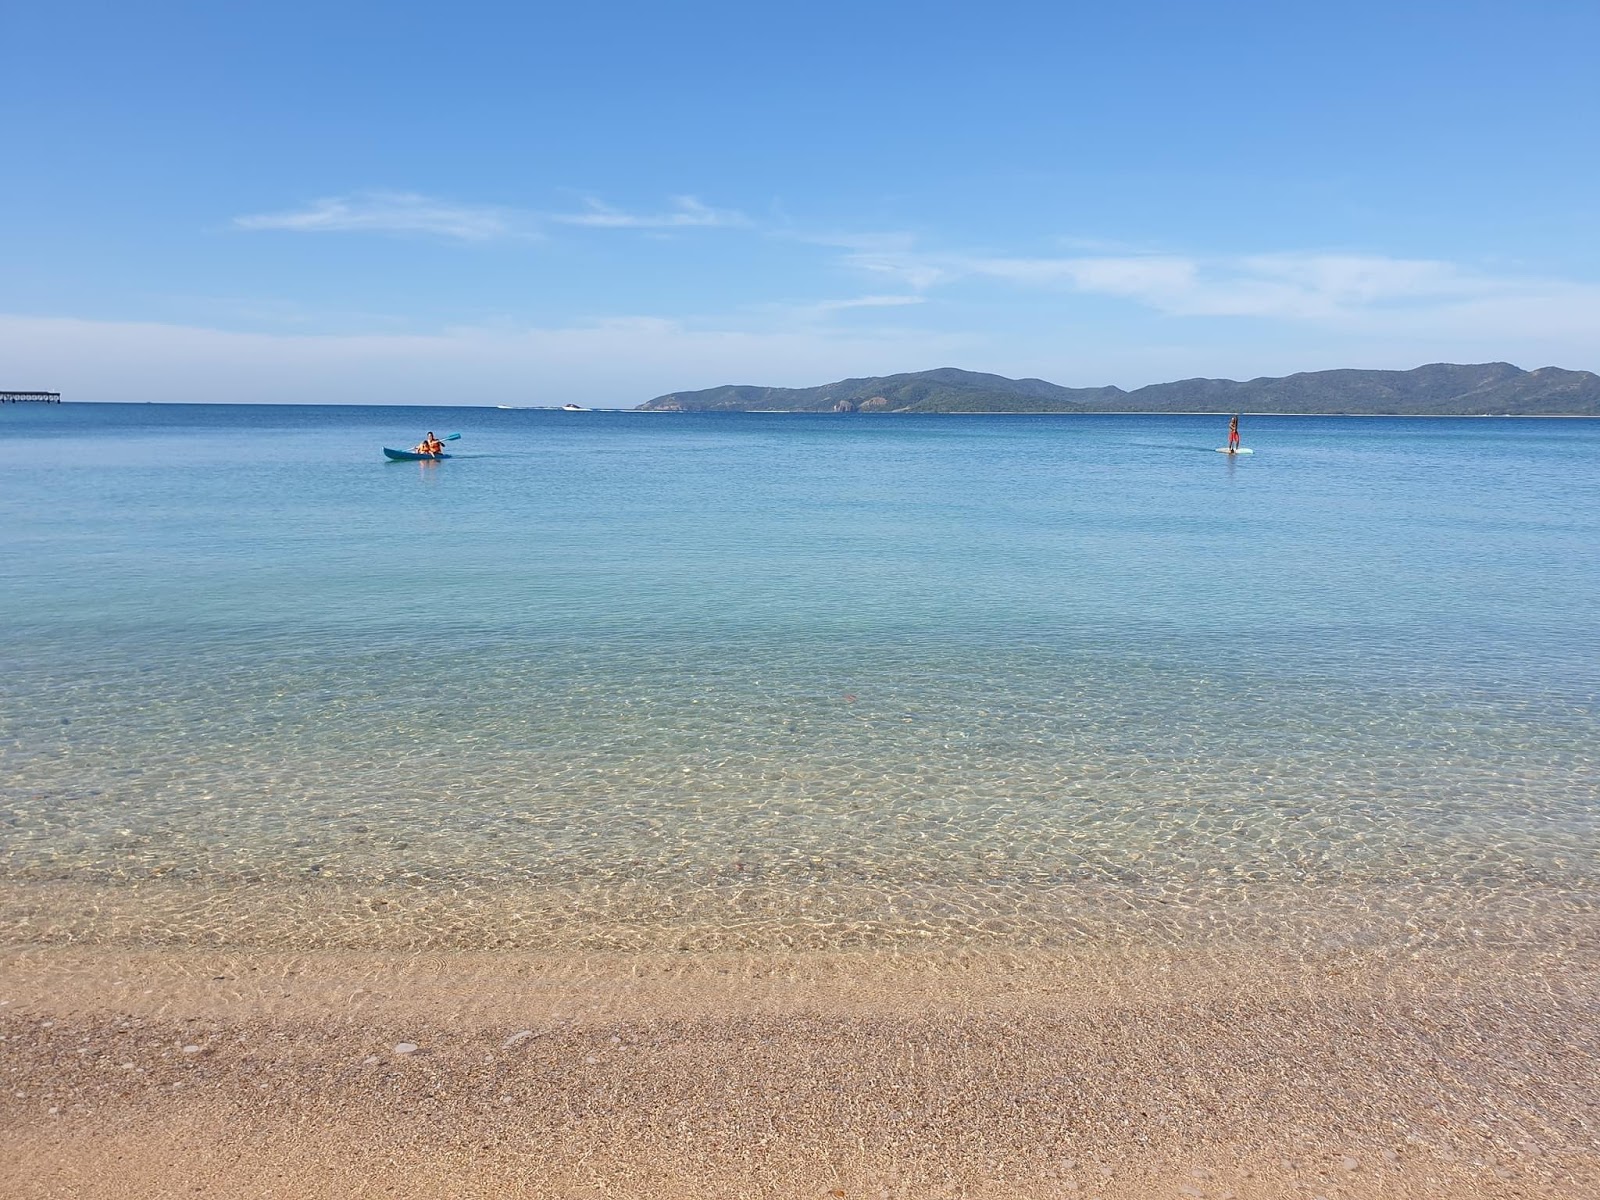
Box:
234;191;528;241
818;238;1600;333
549;195;749;229
809;294;927;313
843;252;949;291
954;250;1600;326
756;293;930;324
788;231;952;290
235;191;751;241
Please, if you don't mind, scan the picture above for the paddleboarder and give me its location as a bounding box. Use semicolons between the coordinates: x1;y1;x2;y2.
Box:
1227;414;1240;454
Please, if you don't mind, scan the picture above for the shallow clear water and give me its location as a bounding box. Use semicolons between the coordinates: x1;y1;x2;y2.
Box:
2;403;1597;948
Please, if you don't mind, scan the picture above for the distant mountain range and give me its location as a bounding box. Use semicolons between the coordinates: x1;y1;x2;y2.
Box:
638;363;1600;415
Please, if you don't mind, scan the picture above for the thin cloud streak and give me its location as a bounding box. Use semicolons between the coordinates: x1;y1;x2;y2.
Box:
958;252;1494;319
234;192;528;241
546;195;749;229
831;241;1600;332
809;294;927;313
783;230;952;290
234;192;749;241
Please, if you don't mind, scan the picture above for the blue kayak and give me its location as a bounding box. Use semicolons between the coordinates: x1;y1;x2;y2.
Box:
383;447;451;461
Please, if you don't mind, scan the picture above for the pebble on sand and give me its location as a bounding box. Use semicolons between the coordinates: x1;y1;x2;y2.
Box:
1340;1156;1360;1172
501;1030;538;1049
393;1042;419;1055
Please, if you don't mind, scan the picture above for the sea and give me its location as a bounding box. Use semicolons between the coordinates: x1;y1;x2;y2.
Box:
3;403;1597;955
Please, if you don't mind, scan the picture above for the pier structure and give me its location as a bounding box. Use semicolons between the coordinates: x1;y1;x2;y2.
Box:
1;391;61;403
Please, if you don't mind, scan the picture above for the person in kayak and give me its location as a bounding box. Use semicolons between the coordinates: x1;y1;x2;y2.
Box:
1227;414;1241;453
413;432;444;456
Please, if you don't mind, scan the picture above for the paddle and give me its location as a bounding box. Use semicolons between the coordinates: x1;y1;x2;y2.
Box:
402;433;460;455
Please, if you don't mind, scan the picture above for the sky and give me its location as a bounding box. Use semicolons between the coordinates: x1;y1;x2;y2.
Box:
4;0;1599;406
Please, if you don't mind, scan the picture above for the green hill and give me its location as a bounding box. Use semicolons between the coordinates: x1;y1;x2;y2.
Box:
640;368;1119;414
638;363;1600;415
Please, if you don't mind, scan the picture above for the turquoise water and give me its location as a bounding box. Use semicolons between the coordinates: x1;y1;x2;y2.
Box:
2;403;1597;949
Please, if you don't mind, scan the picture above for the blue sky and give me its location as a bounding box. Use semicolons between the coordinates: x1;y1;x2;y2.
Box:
4;0;1598;405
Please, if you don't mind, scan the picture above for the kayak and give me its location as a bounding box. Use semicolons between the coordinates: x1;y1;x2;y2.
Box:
383;447;451;461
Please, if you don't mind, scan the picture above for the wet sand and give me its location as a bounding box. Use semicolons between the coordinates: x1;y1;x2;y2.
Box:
3;937;1597;1199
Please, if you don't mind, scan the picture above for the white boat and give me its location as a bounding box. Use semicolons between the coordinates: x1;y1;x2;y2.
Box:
561;403;587;412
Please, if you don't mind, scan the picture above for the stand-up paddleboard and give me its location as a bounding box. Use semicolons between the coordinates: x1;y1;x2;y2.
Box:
1215;447;1254;454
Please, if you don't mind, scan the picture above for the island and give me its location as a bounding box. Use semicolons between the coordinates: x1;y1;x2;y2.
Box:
637;362;1600;416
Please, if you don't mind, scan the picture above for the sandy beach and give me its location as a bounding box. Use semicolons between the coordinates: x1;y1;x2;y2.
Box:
4;921;1597;1199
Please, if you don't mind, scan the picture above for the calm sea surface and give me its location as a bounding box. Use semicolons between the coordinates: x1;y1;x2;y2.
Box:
3;403;1597;951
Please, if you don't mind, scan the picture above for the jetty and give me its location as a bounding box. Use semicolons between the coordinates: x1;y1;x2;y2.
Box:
2;391;61;403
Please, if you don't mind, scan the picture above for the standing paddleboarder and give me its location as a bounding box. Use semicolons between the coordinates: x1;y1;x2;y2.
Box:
1227;414;1241;454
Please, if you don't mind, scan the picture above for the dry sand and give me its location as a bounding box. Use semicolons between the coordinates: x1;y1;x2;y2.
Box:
3;938;1597;1199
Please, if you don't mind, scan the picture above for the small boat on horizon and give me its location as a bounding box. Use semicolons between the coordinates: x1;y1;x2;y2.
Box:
561;403;587;412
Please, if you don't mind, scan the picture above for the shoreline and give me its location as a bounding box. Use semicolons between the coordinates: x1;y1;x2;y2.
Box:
5;873;1597;955
4;935;1596;1198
